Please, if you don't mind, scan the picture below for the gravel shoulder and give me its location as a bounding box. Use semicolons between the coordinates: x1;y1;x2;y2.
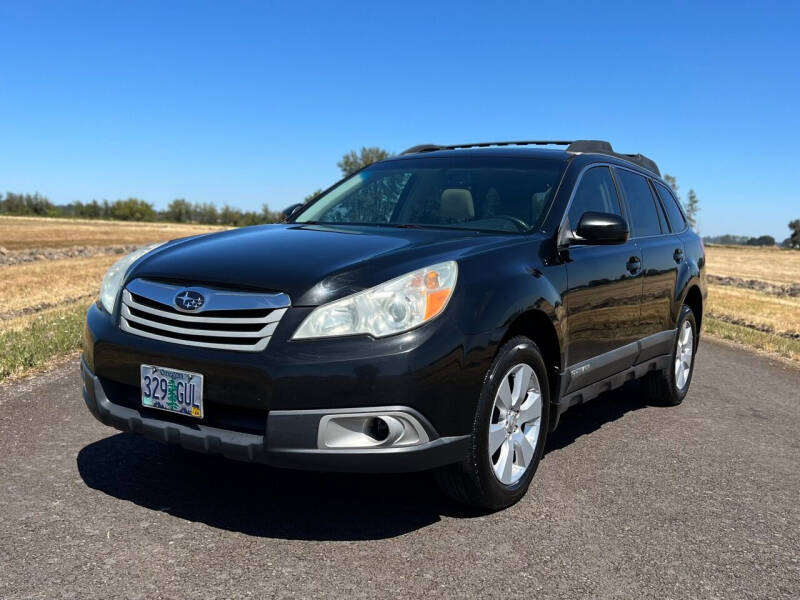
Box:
0;339;798;599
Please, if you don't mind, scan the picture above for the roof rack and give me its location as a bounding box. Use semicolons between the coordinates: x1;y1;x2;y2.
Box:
401;141;573;154
400;139;660;176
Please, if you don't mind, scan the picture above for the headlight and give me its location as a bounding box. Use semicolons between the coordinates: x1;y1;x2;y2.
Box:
99;242;165;313
293;261;458;339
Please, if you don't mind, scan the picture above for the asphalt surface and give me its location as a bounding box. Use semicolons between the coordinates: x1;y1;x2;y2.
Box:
1;338;798;599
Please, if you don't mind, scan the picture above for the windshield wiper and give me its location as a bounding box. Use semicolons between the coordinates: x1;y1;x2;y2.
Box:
384;223;424;229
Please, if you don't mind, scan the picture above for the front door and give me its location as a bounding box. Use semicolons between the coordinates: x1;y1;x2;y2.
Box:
562;166;643;389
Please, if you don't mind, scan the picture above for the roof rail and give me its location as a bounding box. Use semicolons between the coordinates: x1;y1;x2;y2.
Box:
401;140;573;154
401;139;660;176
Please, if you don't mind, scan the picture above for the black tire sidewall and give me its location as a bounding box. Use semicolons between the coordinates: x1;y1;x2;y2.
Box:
472;337;550;506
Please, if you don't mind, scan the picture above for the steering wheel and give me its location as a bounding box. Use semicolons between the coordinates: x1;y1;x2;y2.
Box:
492;215;528;232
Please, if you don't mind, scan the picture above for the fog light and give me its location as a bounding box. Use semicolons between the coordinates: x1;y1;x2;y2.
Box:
317;411;430;449
364;416;390;442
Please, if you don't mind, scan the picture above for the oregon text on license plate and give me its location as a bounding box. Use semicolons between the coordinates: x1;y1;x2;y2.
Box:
140;365;204;418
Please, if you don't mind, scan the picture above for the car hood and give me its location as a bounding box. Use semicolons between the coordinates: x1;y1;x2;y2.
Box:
129;223;513;306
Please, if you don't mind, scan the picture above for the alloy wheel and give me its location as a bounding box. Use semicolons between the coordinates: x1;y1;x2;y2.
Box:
674;320;694;390
488;363;543;485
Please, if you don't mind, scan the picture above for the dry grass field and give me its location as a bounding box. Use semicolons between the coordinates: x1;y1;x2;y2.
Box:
704;244;800;361
0;215;224;250
705;244;800;286
0;255;117;319
706;285;800;337
0;216;227;379
1;218;799;380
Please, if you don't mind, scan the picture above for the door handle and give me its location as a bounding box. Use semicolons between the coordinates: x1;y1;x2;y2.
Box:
626;256;641;274
673;248;684;263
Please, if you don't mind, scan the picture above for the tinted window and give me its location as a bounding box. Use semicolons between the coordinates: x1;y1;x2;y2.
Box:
655;183;686;231
567;166;621;230
305;172;412;224
296;157;565;233
615;169;662;237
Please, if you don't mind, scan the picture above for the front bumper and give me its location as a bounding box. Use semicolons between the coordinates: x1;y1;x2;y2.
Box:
82;357;470;472
81;298;491;472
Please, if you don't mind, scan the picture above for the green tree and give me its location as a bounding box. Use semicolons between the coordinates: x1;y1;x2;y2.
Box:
663;174;679;198
0;192;54;216
193;202;219;224
259;204;281;223
164;198;193;222
788;219;800;249
0;193;27;214
746;235;776;246
684;189;699;229
166;379;178;411
219;204;242;226
110;198;156;221
304;189;323;203
662;175;699;229
337;147;392;177
74;199;103;219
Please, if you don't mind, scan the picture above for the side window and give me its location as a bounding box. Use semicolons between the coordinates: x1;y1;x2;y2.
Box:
655;183;687;232
615;169;662;237
567;166;621;229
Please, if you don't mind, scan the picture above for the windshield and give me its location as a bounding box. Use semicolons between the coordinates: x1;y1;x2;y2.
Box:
294;156;565;233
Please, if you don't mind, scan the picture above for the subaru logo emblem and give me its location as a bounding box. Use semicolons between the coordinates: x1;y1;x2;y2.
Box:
174;290;205;312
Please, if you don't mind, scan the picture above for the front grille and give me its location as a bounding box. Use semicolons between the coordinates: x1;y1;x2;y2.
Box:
120;279;290;352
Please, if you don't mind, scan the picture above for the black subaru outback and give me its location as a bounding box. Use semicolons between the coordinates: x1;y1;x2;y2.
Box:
81;140;706;509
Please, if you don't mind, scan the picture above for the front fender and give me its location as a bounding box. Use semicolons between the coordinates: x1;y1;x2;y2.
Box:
456;251;566;352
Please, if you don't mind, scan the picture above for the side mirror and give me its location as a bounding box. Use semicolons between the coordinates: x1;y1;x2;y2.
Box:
281;203;304;221
575;211;629;244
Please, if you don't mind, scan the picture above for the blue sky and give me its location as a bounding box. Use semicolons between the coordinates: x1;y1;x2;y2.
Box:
0;1;798;240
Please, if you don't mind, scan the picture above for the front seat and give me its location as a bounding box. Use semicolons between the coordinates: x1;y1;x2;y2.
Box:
440;188;474;223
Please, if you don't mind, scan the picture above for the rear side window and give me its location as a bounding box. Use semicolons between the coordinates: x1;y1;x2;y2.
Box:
654;183;686;231
567;166;621;229
615;169;662;237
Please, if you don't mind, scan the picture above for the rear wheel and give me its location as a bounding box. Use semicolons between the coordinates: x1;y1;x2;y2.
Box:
643;304;697;406
435;336;550;510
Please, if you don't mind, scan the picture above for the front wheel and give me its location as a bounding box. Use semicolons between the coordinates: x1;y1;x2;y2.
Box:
435;336;550;510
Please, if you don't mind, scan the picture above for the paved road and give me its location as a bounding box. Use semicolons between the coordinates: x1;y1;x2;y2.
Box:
1;339;798;599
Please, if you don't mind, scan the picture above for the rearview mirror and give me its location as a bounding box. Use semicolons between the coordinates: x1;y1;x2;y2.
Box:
575;211;629;245
281;203;304;221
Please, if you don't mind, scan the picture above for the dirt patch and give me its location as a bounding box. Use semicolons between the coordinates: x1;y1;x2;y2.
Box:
0;244;141;267
707;311;800;340
707;274;800;298
0;294;95;321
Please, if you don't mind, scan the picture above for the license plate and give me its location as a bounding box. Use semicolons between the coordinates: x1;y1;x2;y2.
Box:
140;365;204;418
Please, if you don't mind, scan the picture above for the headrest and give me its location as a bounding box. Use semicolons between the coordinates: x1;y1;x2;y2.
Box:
440;188;474;222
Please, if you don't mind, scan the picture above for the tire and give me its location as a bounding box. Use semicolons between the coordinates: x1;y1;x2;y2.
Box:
435;336;550;510
643;304;698;406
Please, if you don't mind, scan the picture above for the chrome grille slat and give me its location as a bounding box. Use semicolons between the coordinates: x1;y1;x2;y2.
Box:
120;279;290;352
120;305;280;338
121;291;286;324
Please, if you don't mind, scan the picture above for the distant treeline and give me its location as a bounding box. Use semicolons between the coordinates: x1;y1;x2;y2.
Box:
703;234;778;247
703;234;776;246
0;192;285;226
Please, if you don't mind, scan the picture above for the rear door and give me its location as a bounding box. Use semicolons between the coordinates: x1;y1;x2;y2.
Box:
563;166;644;386
614;168;682;360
